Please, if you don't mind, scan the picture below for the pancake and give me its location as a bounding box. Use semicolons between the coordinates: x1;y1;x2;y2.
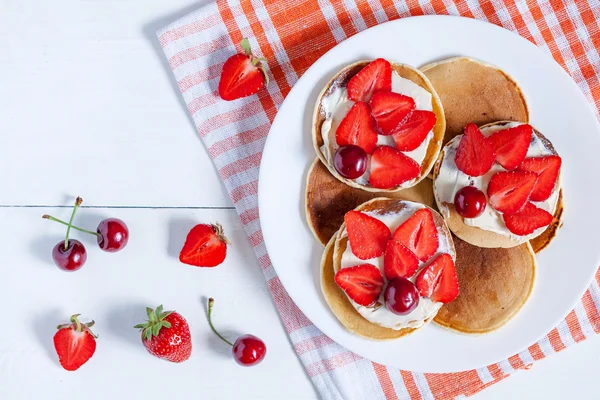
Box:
313;60;446;192
432;121;564;250
434;235;536;334
421;57;529;143
305;158;434;245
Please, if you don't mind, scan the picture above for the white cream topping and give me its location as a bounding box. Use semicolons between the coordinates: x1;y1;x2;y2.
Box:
434;122;560;240
320;71;433;187
339;203;454;330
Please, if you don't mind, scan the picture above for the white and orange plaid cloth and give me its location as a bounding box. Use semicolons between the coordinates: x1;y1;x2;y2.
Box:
158;1;600;398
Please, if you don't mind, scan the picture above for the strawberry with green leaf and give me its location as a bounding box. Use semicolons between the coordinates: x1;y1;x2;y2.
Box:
219;38;269;101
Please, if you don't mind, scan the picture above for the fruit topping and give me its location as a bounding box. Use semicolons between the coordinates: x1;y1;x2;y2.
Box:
134;305;192;363
54;314;97;371
488;124;532;170
384;278;420;315
383;239;419;281
179;222;230;267
347;58;392;102
219;38;269;101
207;298;266;366
487;171;537;214
392;110;437;151
335;102;378;154
455;123;496;177
415;253;459;304
344;211;391;260
518;155;562;201
454;186;487;218
503;202;553;236
369;145;420;189
369;90;415;135
392;208;439;262
334;145;368;179
334;264;384;307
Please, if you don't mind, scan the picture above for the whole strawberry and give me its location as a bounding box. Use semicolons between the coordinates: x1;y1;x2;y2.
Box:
179;222;230;267
134;305;192;363
53;314;97;371
218;38;269;101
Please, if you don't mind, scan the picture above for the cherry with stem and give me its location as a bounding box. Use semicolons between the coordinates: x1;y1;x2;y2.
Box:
46;197;87;271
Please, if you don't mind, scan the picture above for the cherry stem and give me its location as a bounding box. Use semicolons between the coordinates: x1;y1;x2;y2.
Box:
60;197;82;250
207;298;233;347
43;215;101;238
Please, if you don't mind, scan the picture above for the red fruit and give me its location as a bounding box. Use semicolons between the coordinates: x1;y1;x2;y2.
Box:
392;208;439;262
455;123;496;177
454;186;487;218
53;314;97;371
503;202;553;236
384;278;420;315
334;145;368;179
233;335;267;367
344;211;391;260
334;264;385;307
369;146;421;189
96;218;129;252
179;222;230;267
488;124;532;170
347;58;392;102
52;240;87;272
135;305;192;363
487;171;537;214
518;155;562;201
383;239;419;280
415;253;459;303
335;102;378;154
392;110;437;151
219;38;269;101
369;91;415;135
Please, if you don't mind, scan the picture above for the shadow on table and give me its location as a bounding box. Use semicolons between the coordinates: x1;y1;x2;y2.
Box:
167;217;198;259
31;308;64;366
106;302;150;348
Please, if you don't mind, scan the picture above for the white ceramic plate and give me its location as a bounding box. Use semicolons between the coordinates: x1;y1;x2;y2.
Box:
258;15;600;372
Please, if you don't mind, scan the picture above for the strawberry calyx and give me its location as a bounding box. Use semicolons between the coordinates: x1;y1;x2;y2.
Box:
57;314;98;338
240;38;269;85
212;222;232;246
134;305;173;341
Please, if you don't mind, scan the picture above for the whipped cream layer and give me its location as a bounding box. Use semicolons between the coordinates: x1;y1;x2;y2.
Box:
339;203;453;330
434;122;560;241
320;71;434;187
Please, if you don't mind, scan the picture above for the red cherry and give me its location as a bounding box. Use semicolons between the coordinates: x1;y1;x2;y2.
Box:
384;278;419;315
333;145;367;179
232;334;267;366
52;240;87;271
97;218;129;252
454;186;487;218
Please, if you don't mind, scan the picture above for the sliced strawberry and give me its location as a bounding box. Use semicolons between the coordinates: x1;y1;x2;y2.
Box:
369;91;415;135
392;208;439;262
415;253;459;304
334;264;384;306
53;315;97;371
392;110;437;151
503;202;553;236
218;39;268;101
384;239;419;281
369;146;420;189
179;223;230;267
344;210;391;260
347;58;392;103
455;123;496;177
518;155;562;201
335;102;378;154
488;124;532;170
487;171;537;214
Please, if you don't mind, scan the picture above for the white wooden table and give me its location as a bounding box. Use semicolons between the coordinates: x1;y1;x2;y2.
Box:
2;1;600;399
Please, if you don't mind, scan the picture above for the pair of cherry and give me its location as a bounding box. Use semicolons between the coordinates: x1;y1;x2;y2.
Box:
44;197;129;271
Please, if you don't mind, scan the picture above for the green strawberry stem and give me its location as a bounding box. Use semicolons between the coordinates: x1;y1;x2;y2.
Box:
134;305;173;341
42;214;101;238
57;314;98;338
207;298;233;347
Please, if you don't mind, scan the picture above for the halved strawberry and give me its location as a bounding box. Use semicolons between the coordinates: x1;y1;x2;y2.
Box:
455;123;496;177
392;208;439;262
369;91;415;135
369;146;420;189
347;58;392;102
415;253;459;303
218;38;269;101
488;124;532;170
344;210;391;260
335;102;378;154
503;202;553;236
54;314;97;371
392;110;437;151
518;155;562;201
179;223;230;267
334;264;384;306
487;171;537;214
384;239;419;281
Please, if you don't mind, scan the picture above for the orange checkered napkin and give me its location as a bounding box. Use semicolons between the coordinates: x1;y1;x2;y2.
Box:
158;1;600;398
